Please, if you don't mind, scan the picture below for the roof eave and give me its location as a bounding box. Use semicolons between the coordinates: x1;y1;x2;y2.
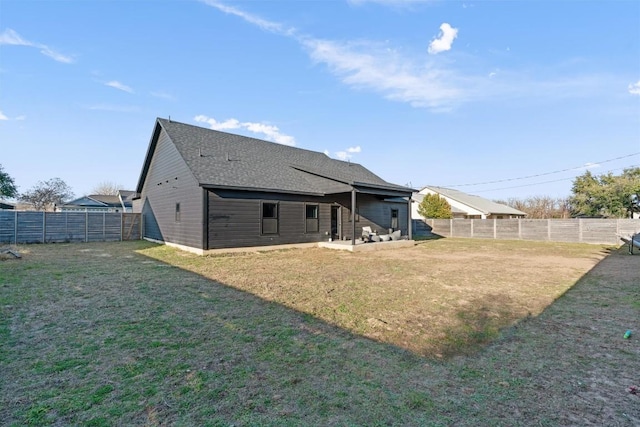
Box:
135;118;164;194
200;183;326;197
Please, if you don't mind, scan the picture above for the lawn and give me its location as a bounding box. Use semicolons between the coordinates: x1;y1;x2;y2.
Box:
1;239;639;426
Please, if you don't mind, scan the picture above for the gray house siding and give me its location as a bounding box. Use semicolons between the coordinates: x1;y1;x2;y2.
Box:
207;190;408;249
135;118;415;252
207;190;332;249
139;128;203;248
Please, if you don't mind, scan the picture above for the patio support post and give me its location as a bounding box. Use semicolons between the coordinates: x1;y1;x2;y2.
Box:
407;197;412;240
351;189;356;246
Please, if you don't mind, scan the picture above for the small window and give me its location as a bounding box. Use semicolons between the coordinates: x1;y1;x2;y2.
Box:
175;203;181;222
262;202;278;235
305;204;319;233
391;208;399;230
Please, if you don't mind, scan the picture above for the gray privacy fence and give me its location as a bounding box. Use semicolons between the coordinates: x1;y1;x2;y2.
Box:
414;218;640;245
0;211;142;244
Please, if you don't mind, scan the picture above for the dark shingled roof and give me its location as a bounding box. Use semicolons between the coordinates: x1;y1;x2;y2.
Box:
137;118;413;196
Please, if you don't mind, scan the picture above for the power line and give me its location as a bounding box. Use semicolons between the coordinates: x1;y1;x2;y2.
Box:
470;164;639;194
441;152;640;188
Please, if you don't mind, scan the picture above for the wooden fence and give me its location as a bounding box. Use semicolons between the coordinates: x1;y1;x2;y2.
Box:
414;218;640;245
0;211;142;244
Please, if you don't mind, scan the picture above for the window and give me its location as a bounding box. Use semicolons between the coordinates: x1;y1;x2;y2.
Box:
391;208;398;230
261;202;278;235
175;203;181;222
305;204;319;233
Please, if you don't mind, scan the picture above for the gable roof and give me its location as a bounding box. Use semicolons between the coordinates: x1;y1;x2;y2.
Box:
60;191;134;209
412;193;466;214
421;186;527;216
136;118;413;197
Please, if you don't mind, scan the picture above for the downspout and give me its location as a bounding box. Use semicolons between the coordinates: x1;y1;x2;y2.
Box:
202;188;209;250
351;188;356;246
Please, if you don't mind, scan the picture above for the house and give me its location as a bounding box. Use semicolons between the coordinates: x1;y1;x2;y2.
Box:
0;201;15;210
133;118;414;253
412;186;526;220
57;190;135;213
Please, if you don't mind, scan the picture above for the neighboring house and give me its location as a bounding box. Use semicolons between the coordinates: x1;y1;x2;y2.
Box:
57;190;134;212
133;118;414;253
412;186;527;220
0;201;15;210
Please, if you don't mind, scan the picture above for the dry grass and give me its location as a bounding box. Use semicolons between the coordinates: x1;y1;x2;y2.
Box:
1;239;639;426
142;238;607;357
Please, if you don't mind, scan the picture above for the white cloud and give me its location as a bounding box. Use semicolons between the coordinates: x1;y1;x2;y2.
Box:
0;111;8;121
86;104;140;113
428;23;458;54
203;2;610;111
150;91;175;100
302;38;461;109
0;28;30;45
199;0;295;36
194;115;296;146
335;151;351;161
332;145;362;161
629;80;640;95
0;28;74;63
105;81;134;93
201;1;463;110
573;162;601;171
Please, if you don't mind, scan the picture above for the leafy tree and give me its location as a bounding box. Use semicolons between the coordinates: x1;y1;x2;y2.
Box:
418;193;453;219
0;164;18;199
19;178;74;211
91;181;123;196
569;167;640;218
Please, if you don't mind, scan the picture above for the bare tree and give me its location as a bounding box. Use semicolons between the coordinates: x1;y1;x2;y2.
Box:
19;178;74;211
91;181;124;196
497;196;572;219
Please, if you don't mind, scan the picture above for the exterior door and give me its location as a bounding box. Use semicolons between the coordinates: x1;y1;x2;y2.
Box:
331;206;341;240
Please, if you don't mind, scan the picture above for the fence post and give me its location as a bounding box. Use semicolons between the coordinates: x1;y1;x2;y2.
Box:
121;212;124;241
547;219;551;241
579;219;583;242
470;219;474;238
518;218;522;240
85;211;88;243
103;212;106;241
14;210;18;244
450;219;453;237
493;218;497;239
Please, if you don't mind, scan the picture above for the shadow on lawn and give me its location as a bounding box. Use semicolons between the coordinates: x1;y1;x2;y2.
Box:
136;241;621;359
2;240;638;426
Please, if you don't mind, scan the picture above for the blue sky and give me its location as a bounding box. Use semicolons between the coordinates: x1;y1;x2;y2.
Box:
1;0;639;201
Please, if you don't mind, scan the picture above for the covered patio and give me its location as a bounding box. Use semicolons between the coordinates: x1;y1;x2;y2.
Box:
318;238;416;252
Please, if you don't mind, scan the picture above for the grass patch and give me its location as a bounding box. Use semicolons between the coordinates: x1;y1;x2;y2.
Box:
1;239;638;425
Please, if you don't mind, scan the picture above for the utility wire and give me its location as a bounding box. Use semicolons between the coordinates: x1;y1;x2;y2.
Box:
441;152;640;188
470;164;639;194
